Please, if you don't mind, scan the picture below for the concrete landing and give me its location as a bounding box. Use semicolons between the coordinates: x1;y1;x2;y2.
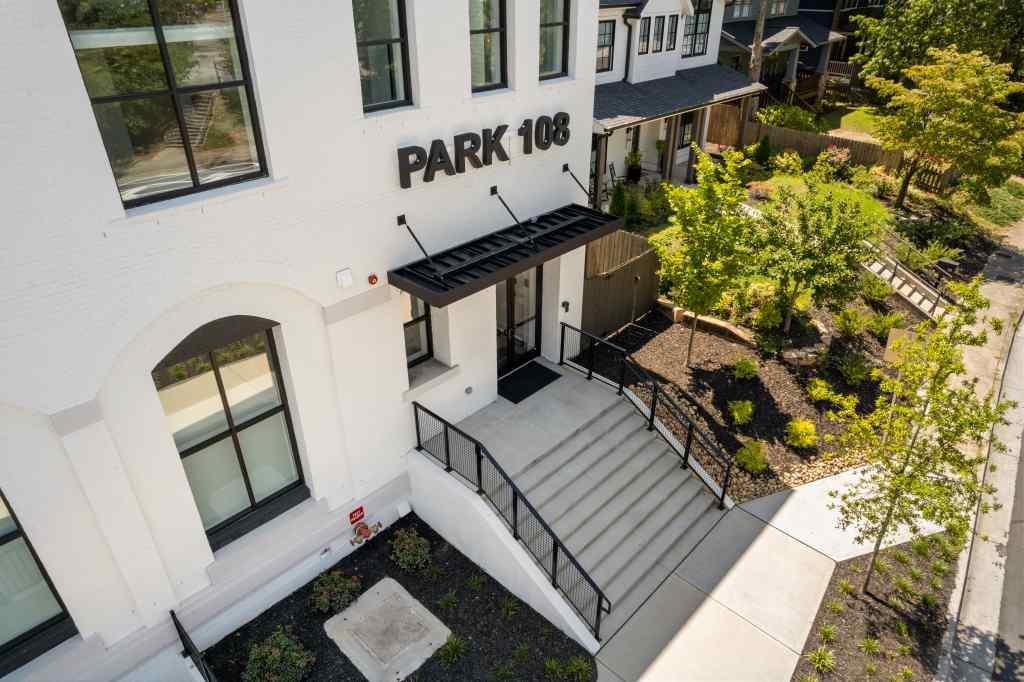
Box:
597;509;834;681
324;578;449;682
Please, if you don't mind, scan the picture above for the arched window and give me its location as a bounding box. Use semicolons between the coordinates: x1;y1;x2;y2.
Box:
152;317;307;550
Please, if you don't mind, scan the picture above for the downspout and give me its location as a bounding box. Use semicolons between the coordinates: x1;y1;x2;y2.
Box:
622;17;634;82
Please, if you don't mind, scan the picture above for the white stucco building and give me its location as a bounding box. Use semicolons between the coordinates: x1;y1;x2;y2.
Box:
0;0;621;678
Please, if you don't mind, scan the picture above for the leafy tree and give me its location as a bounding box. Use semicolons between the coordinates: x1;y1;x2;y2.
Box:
755;104;819;133
867;47;1024;208
852;0;1024;89
830;279;1011;592
651;148;755;365
753;182;875;334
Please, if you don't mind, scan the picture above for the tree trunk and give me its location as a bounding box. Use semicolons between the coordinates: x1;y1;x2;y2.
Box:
748;0;771;84
895;156;919;209
685;313;699;366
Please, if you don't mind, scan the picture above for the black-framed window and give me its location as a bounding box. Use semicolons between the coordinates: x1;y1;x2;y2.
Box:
770;0;788;15
666;15;679;50
152;320;306;551
402;293;434;367
677;111;696;149
596;20;615;72
680;0;712;57
731;0;753;18
0;491;76;677
652;16;665;52
539;0;571;79
353;0;413;112
57;0;267;209
637;17;651;54
470;0;507;92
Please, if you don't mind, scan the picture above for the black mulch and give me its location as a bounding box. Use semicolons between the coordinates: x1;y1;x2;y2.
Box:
791;534;959;681
204;513;594;681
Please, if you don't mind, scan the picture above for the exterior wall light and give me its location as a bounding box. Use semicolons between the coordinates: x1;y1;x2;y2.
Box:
368;273;379;286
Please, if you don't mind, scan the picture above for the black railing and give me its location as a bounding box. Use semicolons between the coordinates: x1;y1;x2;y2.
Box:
412;402;611;640
171;610;217;682
559;322;735;507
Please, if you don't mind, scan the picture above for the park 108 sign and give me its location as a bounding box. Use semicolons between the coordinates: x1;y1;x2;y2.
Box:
397;112;571;189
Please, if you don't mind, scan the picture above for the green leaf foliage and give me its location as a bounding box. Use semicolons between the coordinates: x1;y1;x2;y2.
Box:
733;357;759;380
242;627;316;682
309;570;361;614
389;528;431;571
736;440;768;475
785;418;818;449
756;104;820;132
728;399;754;426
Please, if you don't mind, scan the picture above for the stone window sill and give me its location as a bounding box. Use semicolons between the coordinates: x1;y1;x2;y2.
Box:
403;361;461;402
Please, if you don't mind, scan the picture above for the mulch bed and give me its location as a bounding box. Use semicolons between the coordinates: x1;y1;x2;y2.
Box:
791;534;960;681
204;513;594;681
599;300;926;501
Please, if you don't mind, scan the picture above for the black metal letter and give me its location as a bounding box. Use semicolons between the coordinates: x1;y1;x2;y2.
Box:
423;139;457;182
453;132;483;174
482;125;510;165
397;145;428;189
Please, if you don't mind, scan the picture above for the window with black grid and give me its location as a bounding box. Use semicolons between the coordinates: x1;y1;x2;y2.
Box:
596;20;615;72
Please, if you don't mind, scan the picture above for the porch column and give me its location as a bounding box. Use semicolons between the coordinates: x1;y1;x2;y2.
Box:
593;134;608;209
784;47;800;99
663;115;680;180
815;42;834;104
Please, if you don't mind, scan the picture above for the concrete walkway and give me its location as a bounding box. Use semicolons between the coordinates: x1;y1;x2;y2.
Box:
941;216;1024;681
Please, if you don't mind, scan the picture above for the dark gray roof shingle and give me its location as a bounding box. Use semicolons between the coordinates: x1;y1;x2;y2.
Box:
722;15;844;52
594;63;765;130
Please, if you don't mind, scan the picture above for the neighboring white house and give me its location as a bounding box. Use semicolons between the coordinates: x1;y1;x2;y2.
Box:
0;0;613;679
590;0;765;198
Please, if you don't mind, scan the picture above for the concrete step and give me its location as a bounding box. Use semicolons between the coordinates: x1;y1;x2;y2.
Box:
514;401;635;490
524;421;654;509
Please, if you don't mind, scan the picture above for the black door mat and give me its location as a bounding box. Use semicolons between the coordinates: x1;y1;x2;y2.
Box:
498;362;562;404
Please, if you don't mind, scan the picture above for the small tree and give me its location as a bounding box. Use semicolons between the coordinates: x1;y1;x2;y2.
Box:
754;183;875;334
830;279;1010;592
867;47;1024;209
651;148;754;365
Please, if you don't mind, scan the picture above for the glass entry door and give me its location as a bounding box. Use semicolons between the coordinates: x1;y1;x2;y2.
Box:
496;267;543;376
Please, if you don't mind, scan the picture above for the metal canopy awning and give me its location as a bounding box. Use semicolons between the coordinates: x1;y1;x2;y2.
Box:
388;203;623;308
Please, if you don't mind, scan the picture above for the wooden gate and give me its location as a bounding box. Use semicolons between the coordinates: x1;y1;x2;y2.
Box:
582;230;660;336
706;103;744;149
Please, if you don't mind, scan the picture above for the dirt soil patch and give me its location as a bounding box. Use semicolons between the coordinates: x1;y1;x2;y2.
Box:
204;513;594;681
791;534;960;681
600;302;924;502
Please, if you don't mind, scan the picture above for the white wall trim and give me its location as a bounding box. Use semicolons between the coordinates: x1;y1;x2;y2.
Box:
49;398;103;436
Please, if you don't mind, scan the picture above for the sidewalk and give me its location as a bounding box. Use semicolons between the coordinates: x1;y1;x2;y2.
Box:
595;469;937;681
941;219;1024;681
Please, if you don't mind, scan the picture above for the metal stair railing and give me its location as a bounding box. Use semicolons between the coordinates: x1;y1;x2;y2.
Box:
411;402;611;640
170;611;218;682
559;323;736;508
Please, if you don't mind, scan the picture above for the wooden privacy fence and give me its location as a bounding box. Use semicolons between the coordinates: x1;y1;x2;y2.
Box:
706;103;744;149
582;230;660;337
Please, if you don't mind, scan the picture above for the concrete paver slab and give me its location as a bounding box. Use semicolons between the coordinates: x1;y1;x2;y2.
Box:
674;509;834;652
324;578;449;682
597;574;799;682
741;467;942;561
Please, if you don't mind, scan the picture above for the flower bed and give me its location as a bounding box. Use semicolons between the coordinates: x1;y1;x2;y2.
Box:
204;513;594;681
791;534;960;681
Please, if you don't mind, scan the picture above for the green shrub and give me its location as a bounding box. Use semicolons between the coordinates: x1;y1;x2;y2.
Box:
309;570;361;614
544;658;562;680
752;298;783;331
838;578;855;595
437;589;457;613
807;378;834;403
436;635;466;668
390;527;431;571
819;623;836;644
811;145;853;182
757;104;820;132
563;656;593;682
865;661;878;675
910;537;931;557
931;560;948;577
733;357;759;380
893;550;911;565
896;665;914;680
755;135;772;166
466;574;484;591
894;576;915;595
770;150;805;176
785;418;817;449
895;620;910;639
736;440;768;475
501;596;519;618
921;592;938;609
826;600;844;614
869;311;904;342
756;332;783;355
874;558;891;575
836;351;871;386
242;627;316;682
805;646;836;674
836;307;871;337
609;182;627;217
859;638;881;656
930;576;943;591
860;273;894;303
909;567;923;582
728;399;754;425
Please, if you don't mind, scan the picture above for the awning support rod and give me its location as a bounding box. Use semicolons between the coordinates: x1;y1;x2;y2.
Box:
490;186;536;249
397;215;444;280
562;164;590;198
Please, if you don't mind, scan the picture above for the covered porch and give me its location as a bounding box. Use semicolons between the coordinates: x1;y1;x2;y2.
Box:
590;63;765;207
